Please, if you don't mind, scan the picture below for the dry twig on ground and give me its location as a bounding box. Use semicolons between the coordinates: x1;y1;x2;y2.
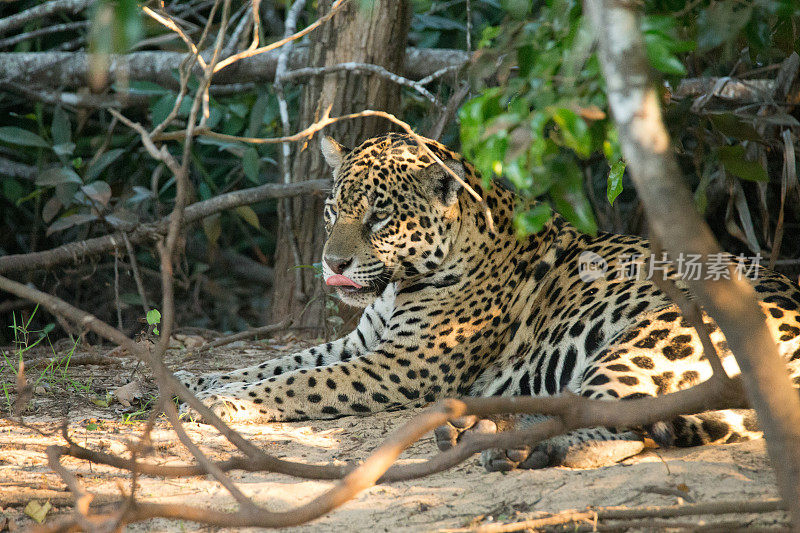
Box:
443;499;784;533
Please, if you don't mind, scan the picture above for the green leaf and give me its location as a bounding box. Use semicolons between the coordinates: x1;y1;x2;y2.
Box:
87;148;126;181
52;142;76;157
235;206;261;229
0;126;48;148
2;178;25;204
146;308;161;326
202;214;222;247
550;158;598;235
513;204;552;237
55;182;80;206
117;0;143;51
46;213;98;236
708;114;762;142
644;36;687;76
42;197;61;223
606;160;626;205
51;107;71;146
242;147;260;183
36;167;82;186
150;93;190;125
414;13;466;31
717;145;768;182
517;44;535;78
81;181;112;206
551;108;591;158
247;93;270;138
125;80;170;96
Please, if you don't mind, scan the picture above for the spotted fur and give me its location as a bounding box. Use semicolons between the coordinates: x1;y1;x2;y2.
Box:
179;133;800;470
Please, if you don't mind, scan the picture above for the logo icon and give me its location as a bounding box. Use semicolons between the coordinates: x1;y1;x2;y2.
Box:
578;251;608;282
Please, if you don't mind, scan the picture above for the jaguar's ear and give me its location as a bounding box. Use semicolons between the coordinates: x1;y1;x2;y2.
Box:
320;136;349;171
419;159;466;207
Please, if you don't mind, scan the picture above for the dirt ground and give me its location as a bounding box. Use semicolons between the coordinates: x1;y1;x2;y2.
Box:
0;335;790;531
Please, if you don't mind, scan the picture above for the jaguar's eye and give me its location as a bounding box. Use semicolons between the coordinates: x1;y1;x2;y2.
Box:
324;204;337;221
324;204;337;231
367;210;392;231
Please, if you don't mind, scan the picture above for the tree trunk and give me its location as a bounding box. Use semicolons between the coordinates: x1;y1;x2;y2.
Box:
270;0;410;332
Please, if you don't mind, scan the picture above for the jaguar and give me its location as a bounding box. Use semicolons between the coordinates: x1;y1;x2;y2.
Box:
178;132;800;471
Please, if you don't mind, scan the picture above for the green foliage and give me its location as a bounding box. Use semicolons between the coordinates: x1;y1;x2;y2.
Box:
2;0;798;340
460;0;602;234
460;0;799;237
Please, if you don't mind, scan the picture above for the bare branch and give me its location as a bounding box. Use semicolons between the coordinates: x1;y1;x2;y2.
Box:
153;108;495;231
427;82;470;140
0;47;469;89
0;80;147;108
0;0;95;37
0;21;88;49
674;77;776;103
162;401;257;510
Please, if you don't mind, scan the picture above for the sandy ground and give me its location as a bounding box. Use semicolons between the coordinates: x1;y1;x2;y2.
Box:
0;336;790;531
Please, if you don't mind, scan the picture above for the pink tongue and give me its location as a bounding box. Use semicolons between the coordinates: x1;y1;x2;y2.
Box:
325;274;362;288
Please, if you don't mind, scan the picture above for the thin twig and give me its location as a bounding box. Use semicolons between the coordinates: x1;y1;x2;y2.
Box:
143;7;208;69
427;82;470;140
191;319;291;354
23;353;119;370
443;498;784;533
279;62;440;105
275;0;308;303
213;0;347;73
122;232;150;315
114;252;123;330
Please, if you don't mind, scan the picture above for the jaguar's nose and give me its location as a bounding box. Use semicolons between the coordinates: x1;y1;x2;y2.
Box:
325;255;353;275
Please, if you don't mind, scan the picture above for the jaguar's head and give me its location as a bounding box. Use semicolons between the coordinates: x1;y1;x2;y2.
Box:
320;133;467;307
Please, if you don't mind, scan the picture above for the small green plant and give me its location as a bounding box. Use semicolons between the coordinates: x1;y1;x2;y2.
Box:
121;394;156;424
146;309;161;335
1;307;94;416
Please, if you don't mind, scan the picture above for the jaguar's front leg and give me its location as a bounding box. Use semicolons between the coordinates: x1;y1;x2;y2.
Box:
185;339;452;423
176;290;392;394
